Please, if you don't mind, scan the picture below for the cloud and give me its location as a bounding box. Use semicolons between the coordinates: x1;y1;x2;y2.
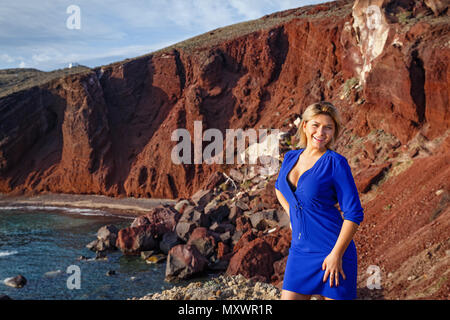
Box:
0;0;328;71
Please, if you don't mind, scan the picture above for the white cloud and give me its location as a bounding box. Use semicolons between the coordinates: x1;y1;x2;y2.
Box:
0;54;15;63
0;0;328;70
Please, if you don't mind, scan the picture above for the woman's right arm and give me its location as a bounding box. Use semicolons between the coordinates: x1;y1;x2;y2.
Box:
275;189;291;229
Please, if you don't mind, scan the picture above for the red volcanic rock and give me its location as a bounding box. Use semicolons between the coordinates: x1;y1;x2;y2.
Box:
186;227;217;258
165;244;208;281
354;162;392;193
272;256;289;287
116;225;157;255
130;205;180;241
226;238;277;282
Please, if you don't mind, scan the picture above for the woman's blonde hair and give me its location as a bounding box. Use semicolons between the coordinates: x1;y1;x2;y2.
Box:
295;101;342;150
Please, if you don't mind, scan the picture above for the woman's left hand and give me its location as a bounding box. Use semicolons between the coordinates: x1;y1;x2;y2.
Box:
322;251;346;287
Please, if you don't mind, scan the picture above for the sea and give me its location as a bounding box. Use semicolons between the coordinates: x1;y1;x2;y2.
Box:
0;205;199;300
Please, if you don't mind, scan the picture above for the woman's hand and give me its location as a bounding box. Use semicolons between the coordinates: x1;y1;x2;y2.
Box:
322;251;346;287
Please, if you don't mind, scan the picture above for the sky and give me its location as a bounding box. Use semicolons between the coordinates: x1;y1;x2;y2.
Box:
0;0;329;72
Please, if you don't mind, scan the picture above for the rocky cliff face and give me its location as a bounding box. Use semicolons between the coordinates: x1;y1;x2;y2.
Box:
0;0;449;298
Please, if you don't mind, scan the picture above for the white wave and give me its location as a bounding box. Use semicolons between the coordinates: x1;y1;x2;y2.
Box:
0;250;18;258
0;205;133;219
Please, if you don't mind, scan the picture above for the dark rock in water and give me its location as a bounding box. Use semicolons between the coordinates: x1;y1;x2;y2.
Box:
86;224;119;252
95;251;108;260
0;294;12;300
106;270;116;276
116;224;158;255
77;255;88;261
165;244;208;282
4;275;27;288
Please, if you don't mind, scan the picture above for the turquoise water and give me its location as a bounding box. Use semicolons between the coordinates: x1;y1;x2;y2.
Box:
0;206;185;300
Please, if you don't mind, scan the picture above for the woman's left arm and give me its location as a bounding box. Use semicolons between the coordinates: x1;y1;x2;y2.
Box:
322;220;359;287
323;157;364;287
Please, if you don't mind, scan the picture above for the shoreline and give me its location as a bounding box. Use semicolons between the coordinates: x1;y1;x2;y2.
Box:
0;192;177;218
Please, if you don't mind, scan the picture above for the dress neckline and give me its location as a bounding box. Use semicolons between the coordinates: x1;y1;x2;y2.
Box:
286;148;329;193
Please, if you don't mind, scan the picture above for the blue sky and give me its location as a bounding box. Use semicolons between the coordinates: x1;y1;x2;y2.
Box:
0;0;328;71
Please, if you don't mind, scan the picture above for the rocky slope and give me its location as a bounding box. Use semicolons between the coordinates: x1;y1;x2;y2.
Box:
0;0;449;299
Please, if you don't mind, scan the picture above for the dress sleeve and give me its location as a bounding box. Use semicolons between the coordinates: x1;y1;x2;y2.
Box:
274;150;292;191
332;157;364;225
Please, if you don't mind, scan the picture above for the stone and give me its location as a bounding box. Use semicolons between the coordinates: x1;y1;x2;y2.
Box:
165;244;208;282
145;254;166;264
116;225;158;255
249;209;278;231
191;189;214;209
174;199;191;214
226;238;277;282
205;203;230;224
86;224;119;252
187;227;217;258
130;206;180;238
176;220;197;242
140;250;155;260
354;162;391;193
4;275;27;288
160;231;180;254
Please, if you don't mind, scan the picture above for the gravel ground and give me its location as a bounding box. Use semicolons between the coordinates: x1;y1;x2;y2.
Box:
131;274;282;300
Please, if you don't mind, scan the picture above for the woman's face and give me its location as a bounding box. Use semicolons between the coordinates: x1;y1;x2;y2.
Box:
302;114;335;151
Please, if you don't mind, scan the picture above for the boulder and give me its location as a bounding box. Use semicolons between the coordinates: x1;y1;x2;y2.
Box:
191;189;214;209
187;227;217;258
165;244;208;282
202;171;226;191
159;231;180;254
4;275;27;288
130;205;180;238
227;203;243;223
145;254;166;264
226;238;277;282
262;228;291;257
86;224;119;252
175;220;197;242
174;199;191;214
205;203;230;224
272;256;289;286
249;209;279;231
116;225;158;255
354;162;391;193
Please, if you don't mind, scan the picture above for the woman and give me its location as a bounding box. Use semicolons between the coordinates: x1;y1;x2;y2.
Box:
275;101;364;300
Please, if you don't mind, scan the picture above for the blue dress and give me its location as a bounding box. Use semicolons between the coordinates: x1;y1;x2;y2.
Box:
275;148;364;300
